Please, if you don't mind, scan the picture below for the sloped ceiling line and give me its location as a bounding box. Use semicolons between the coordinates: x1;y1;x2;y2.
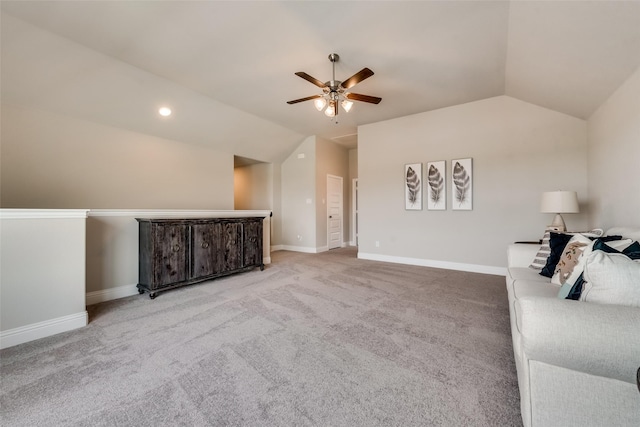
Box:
1;1;639;160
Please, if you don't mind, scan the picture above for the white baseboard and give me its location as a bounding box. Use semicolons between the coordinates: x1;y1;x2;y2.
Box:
0;311;88;349
86;284;139;306
280;245;322;253
271;245;284;252
357;252;507;276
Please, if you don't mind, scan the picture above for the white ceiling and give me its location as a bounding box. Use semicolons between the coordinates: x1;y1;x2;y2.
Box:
2;1;640;160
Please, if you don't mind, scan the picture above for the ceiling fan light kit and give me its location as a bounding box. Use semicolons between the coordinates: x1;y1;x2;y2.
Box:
288;53;381;121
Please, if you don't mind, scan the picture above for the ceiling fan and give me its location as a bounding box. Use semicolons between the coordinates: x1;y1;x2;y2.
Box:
287;53;381;118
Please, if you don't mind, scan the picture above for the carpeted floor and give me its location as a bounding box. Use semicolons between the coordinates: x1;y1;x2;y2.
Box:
1;247;522;426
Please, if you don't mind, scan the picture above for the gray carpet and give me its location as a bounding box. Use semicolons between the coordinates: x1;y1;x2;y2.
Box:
1;247;522;426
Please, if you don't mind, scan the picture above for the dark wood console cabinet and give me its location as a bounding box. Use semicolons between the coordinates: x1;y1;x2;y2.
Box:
137;217;264;299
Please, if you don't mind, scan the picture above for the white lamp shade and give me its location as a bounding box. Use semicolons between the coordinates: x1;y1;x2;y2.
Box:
540;191;579;213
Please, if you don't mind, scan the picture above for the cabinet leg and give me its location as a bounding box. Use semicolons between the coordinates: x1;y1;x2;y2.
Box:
149;292;157;300
260;264;265;271
138;288;145;295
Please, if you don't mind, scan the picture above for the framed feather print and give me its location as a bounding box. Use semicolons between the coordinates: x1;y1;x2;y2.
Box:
404;163;422;210
426;161;446;210
451;158;472;210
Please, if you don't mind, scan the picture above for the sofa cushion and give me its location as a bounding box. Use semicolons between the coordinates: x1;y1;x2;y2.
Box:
512;279;559;301
516;297;640;383
580;251;640;307
509;267;552;283
606;227;640;241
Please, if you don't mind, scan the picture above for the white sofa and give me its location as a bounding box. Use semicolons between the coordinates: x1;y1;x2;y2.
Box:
506;227;640;427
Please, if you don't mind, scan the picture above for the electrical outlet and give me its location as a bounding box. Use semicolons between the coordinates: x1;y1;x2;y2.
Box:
297;235;302;241
375;241;380;247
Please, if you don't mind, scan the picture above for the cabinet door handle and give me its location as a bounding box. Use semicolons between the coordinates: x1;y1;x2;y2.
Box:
202;242;209;249
173;244;180;252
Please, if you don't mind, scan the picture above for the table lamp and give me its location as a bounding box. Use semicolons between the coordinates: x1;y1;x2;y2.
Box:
540;191;579;232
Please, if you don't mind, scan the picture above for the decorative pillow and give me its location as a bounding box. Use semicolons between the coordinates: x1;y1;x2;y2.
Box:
559;239;638;300
595;238;637;253
540;232;574;277
578;228;604;238
529;230;551;270
623;242;640;259
551;234;592;285
529;228;603;271
580;251;640;307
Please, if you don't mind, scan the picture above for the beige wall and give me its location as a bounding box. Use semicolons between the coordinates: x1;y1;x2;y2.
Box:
587;66;640;229
348;149;358;245
234;162;282;246
1;105;234;209
280;136;349;251
281;136;317;249
358;96;588;271
315;137;350;249
234;163;273;211
271;164;282;247
1;211;88;347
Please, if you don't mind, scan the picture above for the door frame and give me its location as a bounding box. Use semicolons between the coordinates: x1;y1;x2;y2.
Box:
352;178;358;246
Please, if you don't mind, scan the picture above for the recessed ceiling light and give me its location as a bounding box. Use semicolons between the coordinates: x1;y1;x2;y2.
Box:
158;107;172;117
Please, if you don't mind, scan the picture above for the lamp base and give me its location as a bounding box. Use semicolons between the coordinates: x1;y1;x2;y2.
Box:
548;214;567;232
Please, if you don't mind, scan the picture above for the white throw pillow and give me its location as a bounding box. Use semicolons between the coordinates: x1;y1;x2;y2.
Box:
580;251;640;307
558;238;633;289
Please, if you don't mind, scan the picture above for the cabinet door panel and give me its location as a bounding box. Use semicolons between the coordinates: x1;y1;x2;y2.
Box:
191;223;220;278
243;220;263;267
220;222;242;271
153;224;187;287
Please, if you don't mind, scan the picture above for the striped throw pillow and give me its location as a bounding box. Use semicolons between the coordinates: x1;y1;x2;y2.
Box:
529;230;551;270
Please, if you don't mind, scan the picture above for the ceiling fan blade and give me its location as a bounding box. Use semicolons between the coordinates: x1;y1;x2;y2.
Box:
295;72;327;88
340;68;374;89
346;92;382;104
287;95;322;105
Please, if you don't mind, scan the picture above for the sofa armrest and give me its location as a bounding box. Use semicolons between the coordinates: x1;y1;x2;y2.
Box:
517;297;640;384
507;244;539;268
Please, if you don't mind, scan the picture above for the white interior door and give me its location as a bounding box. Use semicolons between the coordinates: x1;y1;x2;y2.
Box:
327;175;343;250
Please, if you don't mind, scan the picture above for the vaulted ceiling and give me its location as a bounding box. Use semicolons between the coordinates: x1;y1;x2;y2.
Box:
2;1;640;161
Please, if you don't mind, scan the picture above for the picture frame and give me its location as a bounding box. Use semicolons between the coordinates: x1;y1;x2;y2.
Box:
451;158;472;210
404;163;422;210
426;161;446;210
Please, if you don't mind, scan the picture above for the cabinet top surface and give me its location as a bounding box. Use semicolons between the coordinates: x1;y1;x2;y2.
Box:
136;217;263;223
